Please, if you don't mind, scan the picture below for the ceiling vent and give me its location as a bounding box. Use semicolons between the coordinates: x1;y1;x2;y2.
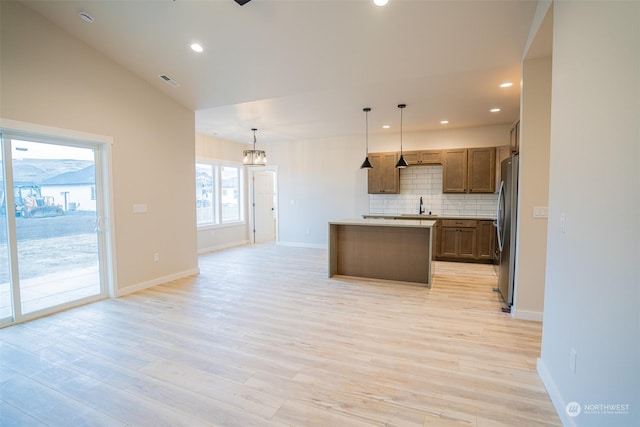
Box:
158;74;180;88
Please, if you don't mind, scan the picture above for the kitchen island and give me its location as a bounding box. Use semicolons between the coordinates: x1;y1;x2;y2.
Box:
328;218;436;287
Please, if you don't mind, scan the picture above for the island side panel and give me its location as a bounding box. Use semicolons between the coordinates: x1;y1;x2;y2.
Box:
328;223;338;277
334;225;431;285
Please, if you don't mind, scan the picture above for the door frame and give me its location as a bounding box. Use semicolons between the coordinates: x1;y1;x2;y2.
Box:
0;118;117;326
247;166;278;244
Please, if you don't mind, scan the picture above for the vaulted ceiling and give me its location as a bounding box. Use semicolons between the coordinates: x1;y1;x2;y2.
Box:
22;0;538;145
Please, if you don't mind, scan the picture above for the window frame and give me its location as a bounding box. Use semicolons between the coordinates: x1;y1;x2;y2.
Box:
196;160;244;229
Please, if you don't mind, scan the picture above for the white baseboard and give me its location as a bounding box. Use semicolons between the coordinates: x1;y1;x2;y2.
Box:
512;307;543;321
115;267;200;297
277;241;327;249
537;358;575;427
198;240;249;254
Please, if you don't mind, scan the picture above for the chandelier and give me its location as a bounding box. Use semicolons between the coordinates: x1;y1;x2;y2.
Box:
243;128;266;166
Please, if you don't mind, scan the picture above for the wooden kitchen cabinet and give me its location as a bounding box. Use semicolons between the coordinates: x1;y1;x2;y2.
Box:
442;149;468;193
495;145;511;191
442;147;495;193
403;150;442;166
368;152;400;194
510;120;520;154
433;219;496;263
432;221;441;260
468;148;496;193
439;219;477;260
476;220;496;261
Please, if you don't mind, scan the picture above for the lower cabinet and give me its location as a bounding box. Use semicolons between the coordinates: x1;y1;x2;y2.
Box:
435;219;496;264
439;220;477;260
476;220;496;261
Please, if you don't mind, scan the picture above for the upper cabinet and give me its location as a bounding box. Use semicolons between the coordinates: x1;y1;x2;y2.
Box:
368;152;400;194
403;150;442;166
510;120;520;154
467;147;496;193
443;147;496;193
495;145;511;191
442;149;468;193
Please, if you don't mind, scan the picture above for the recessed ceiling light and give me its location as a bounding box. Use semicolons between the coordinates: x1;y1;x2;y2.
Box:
190;43;204;53
500;82;513;88
78;11;94;23
490;108;501;113
440;120;449;125
373;0;389;6
382;125;390;129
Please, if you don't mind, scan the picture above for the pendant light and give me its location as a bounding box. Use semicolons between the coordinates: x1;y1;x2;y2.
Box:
360;107;373;169
243;128;266;166
395;103;409;168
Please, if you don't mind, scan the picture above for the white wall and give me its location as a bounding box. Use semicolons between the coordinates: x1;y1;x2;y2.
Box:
538;2;639;426
514;54;552;321
269;125;509;247
1;2;198;294
269;135;369;247
369;124;510;153
195;133;249;252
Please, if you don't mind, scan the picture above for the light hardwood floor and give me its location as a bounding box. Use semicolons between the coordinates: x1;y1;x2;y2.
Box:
0;244;561;426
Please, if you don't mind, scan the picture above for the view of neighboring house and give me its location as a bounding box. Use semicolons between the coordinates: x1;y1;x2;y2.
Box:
40;165;96;212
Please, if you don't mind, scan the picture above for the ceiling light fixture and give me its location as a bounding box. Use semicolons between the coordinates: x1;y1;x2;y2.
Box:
373;0;389;6
360;107;373;169
395;104;409;169
243;128;266;166
490;108;501;113
382;125;390;129
190;43;204;53
500;82;513;88
440;120;449;124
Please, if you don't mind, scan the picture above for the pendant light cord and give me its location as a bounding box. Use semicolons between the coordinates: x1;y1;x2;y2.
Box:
365;108;369;153
398;103;406;155
395;104;408;169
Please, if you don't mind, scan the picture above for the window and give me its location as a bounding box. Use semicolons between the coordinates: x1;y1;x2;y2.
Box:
196;162;243;226
221;166;241;222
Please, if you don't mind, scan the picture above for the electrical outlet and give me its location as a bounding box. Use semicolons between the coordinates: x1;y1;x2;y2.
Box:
153;252;160;262
533;206;548;218
133;203;148;214
560;213;567;233
570;348;577;373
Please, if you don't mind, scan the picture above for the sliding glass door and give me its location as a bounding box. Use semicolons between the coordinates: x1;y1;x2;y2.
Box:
0;132;108;324
0;145;12;324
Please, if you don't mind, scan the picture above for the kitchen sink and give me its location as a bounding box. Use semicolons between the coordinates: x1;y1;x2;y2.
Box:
400;214;438;217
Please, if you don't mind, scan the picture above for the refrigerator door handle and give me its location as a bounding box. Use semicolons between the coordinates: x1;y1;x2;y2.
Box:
496;180;505;252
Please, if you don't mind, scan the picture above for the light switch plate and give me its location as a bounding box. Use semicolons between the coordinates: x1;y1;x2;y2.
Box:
533;206;548;218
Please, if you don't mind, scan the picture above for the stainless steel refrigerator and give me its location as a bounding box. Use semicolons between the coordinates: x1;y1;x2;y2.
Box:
495;154;519;309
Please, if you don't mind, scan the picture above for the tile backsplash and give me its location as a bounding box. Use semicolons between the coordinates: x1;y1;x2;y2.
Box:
369;165;498;218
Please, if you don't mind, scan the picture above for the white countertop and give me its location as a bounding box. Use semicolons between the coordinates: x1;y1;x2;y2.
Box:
329;218;436;228
362;214;496;221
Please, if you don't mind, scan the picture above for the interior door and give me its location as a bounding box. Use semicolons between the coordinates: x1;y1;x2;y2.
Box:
252;170;276;243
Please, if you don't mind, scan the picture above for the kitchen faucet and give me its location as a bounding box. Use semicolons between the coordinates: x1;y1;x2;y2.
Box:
419;196;425;215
